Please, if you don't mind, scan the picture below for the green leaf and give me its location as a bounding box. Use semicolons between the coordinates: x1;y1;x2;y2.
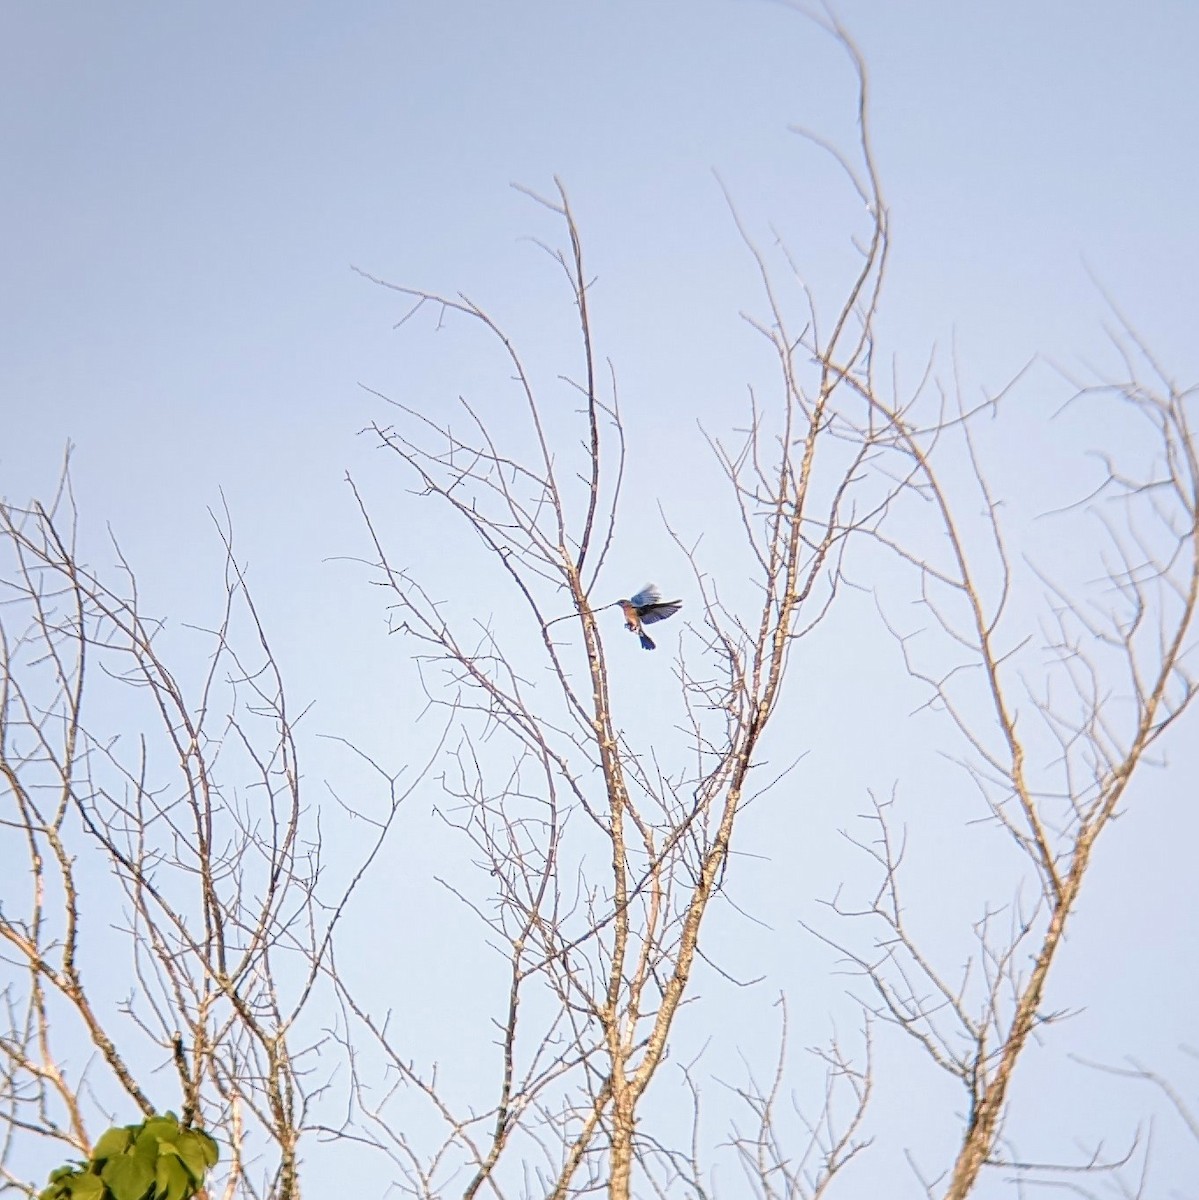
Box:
140;1116;181;1146
40;1163;95;1200
102;1151;155;1200
92;1127;134;1162
154;1154;191;1200
67;1176;107;1200
195;1130;218;1169
173;1131;217;1180
131;1129;162;1169
136;1119;180;1168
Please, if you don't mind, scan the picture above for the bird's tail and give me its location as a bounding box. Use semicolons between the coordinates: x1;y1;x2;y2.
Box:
639;631;656;651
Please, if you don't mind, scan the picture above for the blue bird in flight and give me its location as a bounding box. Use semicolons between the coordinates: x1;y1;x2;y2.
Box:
617;584;682;651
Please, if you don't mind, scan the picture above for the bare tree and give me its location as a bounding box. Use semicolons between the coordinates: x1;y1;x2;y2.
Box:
342;18;1197;1200
0;464;408;1199
337;24;903;1200
829;321;1199;1198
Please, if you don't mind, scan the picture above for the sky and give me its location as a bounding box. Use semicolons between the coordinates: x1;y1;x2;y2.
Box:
3;2;1198;1197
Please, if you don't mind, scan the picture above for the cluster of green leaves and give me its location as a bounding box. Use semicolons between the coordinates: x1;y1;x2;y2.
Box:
40;1114;218;1200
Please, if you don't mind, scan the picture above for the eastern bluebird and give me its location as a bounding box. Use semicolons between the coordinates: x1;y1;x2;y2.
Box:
617;584;682;651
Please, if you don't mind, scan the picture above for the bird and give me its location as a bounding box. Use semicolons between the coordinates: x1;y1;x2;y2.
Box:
617;584;682;651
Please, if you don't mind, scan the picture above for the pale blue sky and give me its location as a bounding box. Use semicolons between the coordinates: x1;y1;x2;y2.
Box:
3;3;1197;1196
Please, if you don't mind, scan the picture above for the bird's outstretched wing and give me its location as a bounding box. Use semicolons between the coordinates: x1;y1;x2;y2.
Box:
640;600;682;625
629;584;661;608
